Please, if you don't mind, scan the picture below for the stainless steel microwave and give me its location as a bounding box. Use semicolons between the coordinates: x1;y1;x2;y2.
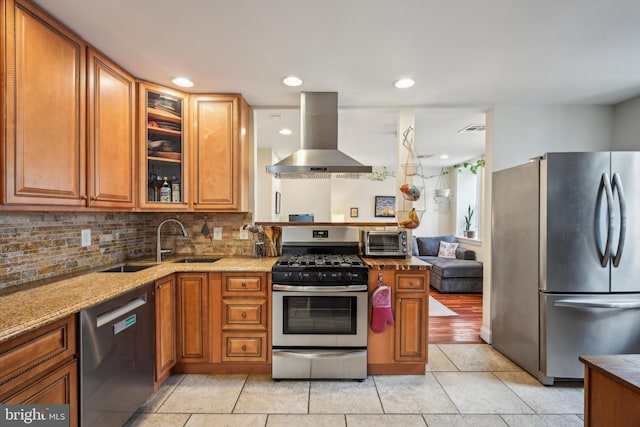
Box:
361;230;409;257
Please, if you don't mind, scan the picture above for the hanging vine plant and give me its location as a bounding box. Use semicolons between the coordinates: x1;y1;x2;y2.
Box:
365;166;395;181
424;159;486;180
448;159;486;175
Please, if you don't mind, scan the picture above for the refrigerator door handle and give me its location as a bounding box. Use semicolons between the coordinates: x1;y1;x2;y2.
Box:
595;173;614;267
611;172;626;267
555;299;640;309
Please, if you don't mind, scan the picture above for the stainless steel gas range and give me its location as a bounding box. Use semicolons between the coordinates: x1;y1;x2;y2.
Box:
271;226;368;380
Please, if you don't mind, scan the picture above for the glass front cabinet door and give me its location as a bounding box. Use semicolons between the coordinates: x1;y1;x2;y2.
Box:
139;82;189;210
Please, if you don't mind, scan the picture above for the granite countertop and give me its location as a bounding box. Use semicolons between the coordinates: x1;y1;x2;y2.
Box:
363;256;431;270
0;256;277;344
0;255;427;344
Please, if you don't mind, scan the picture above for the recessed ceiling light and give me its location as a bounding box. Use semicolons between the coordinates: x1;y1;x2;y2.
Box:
278;128;292;135
394;78;415;89
283;76;303;87
439;154;450;159
172;77;194;88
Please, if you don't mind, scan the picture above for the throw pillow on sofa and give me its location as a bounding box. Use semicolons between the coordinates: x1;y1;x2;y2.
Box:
438;241;458;258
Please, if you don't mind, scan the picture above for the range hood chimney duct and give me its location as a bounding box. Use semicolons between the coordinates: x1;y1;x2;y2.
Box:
266;92;373;179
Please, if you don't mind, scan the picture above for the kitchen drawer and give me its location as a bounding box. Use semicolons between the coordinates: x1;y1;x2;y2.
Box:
396;274;426;292
2;360;77;426
222;298;267;330
222;332;268;362
0;315;76;398
222;273;266;297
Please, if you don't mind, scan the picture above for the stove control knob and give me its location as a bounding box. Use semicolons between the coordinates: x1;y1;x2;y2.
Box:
343;272;352;281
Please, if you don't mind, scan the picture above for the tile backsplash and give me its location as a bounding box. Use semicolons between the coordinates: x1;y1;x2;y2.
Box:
0;211;254;291
146;212;255;258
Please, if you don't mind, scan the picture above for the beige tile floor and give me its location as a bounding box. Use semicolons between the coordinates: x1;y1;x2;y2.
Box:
126;344;584;427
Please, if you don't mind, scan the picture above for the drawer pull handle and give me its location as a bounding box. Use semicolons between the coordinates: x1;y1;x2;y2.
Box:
241;282;246;287
241;312;247;318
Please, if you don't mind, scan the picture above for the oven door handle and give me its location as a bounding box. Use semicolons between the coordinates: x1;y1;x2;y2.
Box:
272;284;368;292
273;349;365;360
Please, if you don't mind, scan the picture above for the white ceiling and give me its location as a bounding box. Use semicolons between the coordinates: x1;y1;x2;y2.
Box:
33;0;640;166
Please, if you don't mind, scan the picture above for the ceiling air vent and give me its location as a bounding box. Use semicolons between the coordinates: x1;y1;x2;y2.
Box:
458;124;486;133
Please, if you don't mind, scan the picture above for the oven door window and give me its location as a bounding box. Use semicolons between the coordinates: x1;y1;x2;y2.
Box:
283;295;357;335
369;234;399;252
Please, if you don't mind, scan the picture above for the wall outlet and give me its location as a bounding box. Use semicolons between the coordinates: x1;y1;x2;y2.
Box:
213;227;223;240
81;229;91;247
239;227;249;239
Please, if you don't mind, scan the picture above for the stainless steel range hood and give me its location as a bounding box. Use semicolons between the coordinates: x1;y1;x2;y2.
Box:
266;92;373;179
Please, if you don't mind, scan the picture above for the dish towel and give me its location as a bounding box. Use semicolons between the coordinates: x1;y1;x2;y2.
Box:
371;284;394;333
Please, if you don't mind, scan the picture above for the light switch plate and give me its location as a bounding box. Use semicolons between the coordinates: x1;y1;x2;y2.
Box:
213;227;223;240
81;229;91;247
239;227;249;239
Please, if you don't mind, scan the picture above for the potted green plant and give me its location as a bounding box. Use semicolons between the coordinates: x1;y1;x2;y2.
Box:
463;205;475;238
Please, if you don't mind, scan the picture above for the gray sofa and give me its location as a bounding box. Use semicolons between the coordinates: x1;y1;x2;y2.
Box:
413;235;483;293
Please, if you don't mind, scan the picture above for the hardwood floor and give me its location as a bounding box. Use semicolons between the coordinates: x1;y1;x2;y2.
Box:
429;288;484;344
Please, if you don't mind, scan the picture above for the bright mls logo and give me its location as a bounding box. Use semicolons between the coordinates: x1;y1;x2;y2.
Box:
1;405;69;427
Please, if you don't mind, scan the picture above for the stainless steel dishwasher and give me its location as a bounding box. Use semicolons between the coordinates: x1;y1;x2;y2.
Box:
80;283;155;427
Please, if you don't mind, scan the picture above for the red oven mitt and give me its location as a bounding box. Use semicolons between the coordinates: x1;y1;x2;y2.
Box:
371;284;394;333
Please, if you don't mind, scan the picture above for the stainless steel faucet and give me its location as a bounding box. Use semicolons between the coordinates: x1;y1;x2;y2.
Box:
156;219;188;262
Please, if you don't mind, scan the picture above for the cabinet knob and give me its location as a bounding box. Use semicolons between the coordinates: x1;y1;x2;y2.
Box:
81;195;87;200
241;282;246;287
241;312;247;318
409;281;414;287
241;345;247;351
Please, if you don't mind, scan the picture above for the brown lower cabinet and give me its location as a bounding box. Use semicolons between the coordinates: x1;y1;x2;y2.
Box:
3;360;77;424
367;269;429;375
220;272;269;364
155;274;177;386
176;272;210;364
0;315;78;427
173;271;271;375
580;354;640;427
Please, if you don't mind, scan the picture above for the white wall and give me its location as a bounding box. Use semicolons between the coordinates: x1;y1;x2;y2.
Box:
279;180;332;221
255;148;282;222
491;105;613;172
277;177;398;223
331;178;397;222
411;165;454;236
612;95;640;150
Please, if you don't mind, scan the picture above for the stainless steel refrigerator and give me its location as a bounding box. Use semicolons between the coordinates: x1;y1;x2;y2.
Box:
491;152;640;385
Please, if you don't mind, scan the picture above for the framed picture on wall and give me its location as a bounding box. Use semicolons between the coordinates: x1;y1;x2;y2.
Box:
350;207;359;218
374;196;395;217
275;191;281;214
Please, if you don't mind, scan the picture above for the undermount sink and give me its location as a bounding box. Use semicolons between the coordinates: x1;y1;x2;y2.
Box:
99;265;153;273
172;257;220;264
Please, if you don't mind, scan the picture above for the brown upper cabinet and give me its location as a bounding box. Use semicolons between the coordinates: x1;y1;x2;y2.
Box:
2;0;87;207
138;90;251;212
87;48;136;208
1;0;251;212
138;81;190;210
191;95;249;211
